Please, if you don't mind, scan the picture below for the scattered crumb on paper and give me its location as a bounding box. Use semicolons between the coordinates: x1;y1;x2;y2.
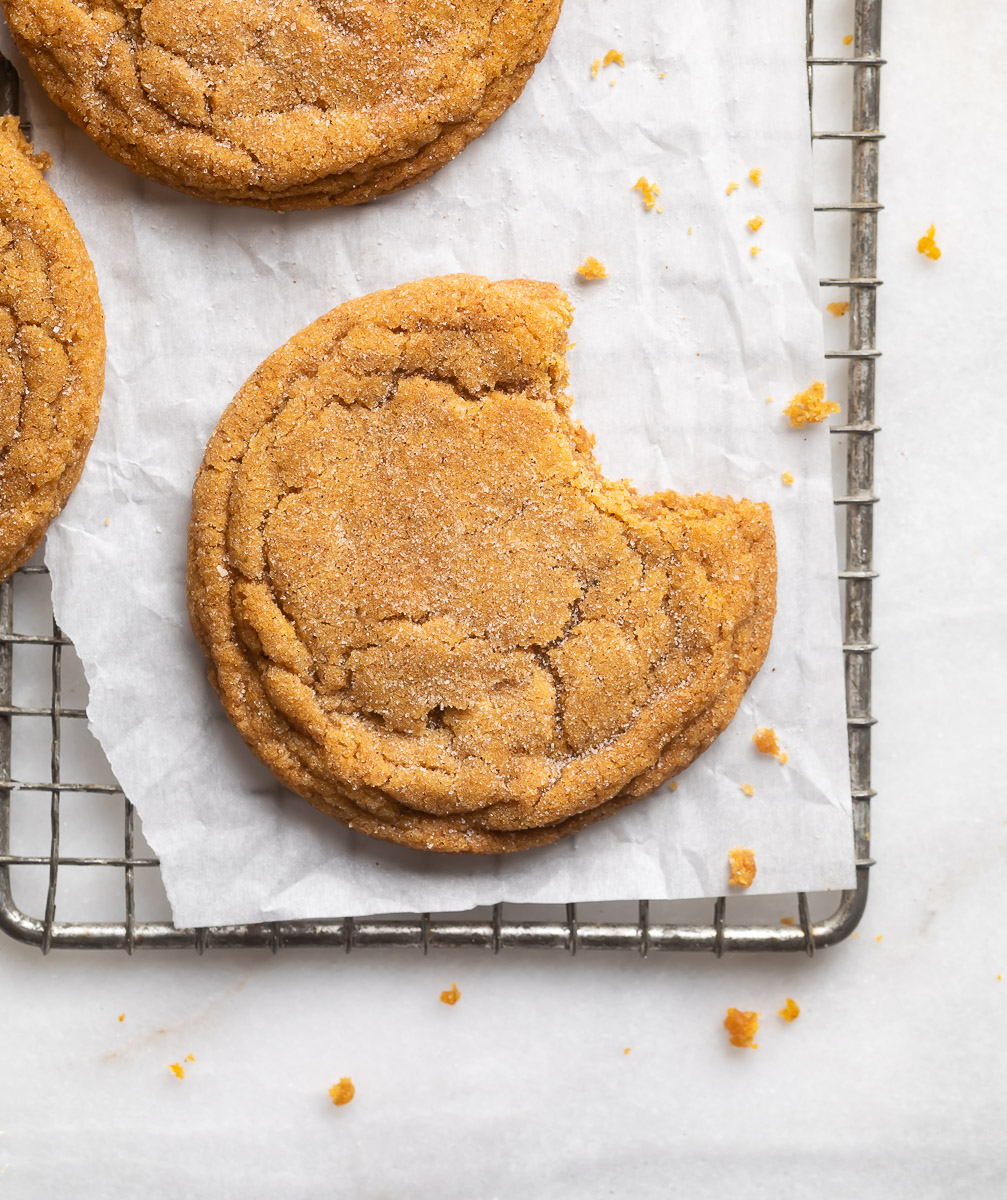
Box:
576;256;608;279
729;847;757;888
783;381;839;428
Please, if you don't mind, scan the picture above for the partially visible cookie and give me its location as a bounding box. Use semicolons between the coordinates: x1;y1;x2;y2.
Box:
187;275;776;853
2;0;564;209
0;118;104;581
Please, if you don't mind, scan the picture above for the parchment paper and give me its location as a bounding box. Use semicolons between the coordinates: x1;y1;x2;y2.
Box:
3;0;855;926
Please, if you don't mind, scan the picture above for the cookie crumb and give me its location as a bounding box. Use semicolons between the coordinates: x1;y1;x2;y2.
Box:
591;57;601;78
724;1008;759;1049
117;1013;125;1022
753;726;787;763
843;34;854;46
728;847;757;889
329;1078;355;1107
687;226;693;234
917;224;941;260
781;471;794;486
185;1054;196;1063
747;215;764;233
826;300;850;317
779;916;796;926
740;783;754;796
633;177;661;211
778;998;800;1022
765;396;773;405
875;934;883;943
168;1063;184;1080
623;1047;631;1055
668;781;678;792
577;256;608;280
783;381;839;427
104;517;110;526
603;49;625;68
851;932;860;940
748;168;763;186
440;983;461;1006
750;246;762;258
726;180;739;195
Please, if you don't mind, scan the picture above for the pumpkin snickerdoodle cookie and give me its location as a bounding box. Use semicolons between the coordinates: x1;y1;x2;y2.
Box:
1;0;563;209
187;275;776;853
0;118;104;581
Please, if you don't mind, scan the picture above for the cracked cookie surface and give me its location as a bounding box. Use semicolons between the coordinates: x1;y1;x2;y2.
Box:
187;275;776;853
0;118;104;581
2;0;563;209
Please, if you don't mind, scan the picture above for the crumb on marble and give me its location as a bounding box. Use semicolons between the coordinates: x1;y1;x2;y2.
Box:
329;1078;355;1106
724;1008;759;1049
917;224;941;260
778;998;800;1022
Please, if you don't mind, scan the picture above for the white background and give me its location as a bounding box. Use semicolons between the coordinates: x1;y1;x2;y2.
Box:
1;2;1005;1196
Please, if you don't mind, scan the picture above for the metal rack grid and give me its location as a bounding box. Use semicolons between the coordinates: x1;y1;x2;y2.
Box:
0;0;881;956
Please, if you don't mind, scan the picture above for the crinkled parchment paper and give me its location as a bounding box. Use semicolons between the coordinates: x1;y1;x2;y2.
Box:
3;0;855;925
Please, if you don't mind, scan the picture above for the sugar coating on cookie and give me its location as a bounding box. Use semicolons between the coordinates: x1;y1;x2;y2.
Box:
3;0;564;210
187;276;776;853
0;118;105;581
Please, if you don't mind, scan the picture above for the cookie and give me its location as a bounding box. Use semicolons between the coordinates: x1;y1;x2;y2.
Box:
0;118;104;581
187;275;776;853
2;0;563;209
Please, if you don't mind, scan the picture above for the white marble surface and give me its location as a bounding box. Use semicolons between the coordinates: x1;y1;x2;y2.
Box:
1;3;1005;1196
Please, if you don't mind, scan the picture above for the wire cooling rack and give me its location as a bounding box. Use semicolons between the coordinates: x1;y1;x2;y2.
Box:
0;0;881;956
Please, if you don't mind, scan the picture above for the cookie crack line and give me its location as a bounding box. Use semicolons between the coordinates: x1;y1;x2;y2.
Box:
4;0;565;208
187;275;776;853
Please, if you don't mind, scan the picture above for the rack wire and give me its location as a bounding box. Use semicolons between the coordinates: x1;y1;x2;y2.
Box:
0;0;881;956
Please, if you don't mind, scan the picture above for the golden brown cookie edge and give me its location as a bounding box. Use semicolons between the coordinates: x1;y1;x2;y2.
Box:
0;119;105;581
